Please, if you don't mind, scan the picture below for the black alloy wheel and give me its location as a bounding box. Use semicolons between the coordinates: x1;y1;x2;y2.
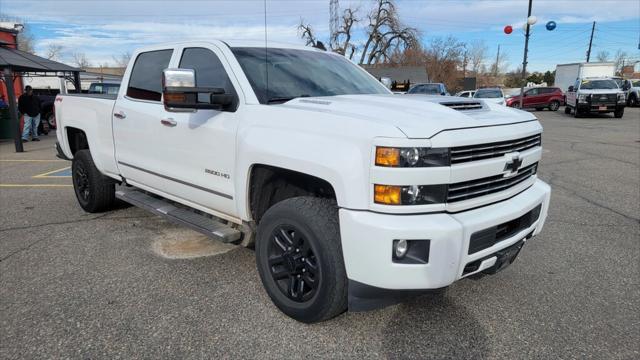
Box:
549;100;560;111
73;161;91;204
267;224;320;302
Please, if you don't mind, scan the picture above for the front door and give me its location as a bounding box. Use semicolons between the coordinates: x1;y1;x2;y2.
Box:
154;46;240;218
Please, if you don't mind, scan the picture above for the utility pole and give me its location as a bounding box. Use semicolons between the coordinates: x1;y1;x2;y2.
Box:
494;44;501;77
518;0;533;109
329;0;339;51
586;21;596;62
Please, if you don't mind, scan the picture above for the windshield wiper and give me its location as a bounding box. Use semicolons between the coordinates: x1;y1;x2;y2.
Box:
266;94;310;104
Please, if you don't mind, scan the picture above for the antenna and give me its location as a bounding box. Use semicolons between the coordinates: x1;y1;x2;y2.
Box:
329;0;339;50
264;0;269;101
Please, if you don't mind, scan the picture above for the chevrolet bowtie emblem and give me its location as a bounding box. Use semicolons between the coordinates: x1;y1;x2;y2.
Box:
504;156;523;174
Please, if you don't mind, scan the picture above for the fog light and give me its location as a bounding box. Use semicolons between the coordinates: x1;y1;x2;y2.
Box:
394;239;409;258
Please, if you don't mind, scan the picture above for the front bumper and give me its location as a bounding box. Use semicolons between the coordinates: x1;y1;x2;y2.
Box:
340;179;550;307
577;103;624;113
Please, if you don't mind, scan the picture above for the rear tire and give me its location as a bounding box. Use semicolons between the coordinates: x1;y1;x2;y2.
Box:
549;100;560;111
72;149;116;213
614;108;624;118
255;196;347;323
628;94;637;107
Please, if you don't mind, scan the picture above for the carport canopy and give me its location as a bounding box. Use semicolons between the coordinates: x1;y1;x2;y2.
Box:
0;42;81;152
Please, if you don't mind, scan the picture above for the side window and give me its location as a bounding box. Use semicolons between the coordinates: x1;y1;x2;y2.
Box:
460;92;469;97
179;47;236;103
527;88;539;96
127;49;173;101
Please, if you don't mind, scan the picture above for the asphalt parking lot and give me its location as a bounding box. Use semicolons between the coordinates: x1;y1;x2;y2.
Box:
1;107;638;359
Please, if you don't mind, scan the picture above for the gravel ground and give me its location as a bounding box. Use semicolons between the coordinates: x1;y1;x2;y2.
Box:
1;107;638;359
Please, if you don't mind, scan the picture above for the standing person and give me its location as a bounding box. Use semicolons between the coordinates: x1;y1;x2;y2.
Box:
18;85;41;142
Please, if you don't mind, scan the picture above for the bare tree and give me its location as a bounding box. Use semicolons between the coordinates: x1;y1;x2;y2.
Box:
359;0;418;65
424;36;465;88
298;21;319;47
112;51;132;68
45;44;64;61
468;40;487;75
72;52;91;69
596;50;610;62
613;49;628;75
331;8;359;60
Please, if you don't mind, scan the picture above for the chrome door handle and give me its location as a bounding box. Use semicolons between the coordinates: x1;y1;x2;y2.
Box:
113;111;126;119
161;118;177;127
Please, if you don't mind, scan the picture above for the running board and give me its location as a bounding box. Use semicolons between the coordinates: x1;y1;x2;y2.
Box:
115;189;241;243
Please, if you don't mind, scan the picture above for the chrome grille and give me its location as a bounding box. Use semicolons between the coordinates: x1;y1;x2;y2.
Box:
440;101;484;111
447;163;537;203
450;134;541;164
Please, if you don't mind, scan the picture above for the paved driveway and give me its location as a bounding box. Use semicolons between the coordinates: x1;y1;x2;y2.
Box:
1;108;638;359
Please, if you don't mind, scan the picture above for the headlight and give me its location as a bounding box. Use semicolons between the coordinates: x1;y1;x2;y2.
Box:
374;184;447;205
618;93;626;103
375;147;450;167
578;94;589;103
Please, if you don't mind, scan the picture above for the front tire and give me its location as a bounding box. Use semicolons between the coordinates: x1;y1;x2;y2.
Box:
255;197;347;323
549;100;560;111
564;106;571;114
614;108;624;118
72;149;116;213
628;94;637;107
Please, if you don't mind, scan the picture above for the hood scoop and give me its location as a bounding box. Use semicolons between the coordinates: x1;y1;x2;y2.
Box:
439;101;485;111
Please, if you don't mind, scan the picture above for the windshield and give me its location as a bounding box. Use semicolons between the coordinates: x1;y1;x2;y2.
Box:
474;89;503;98
408;84;441;94
580;80;618;90
231;47;389;104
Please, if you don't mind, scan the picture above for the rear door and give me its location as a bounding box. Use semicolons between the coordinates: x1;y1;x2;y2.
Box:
113;48;175;189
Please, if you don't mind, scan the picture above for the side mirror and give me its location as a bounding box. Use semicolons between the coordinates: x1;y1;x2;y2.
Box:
162;68;234;111
622;83;630;91
568;86;574;92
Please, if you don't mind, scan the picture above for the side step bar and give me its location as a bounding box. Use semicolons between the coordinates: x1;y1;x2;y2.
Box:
116;189;241;243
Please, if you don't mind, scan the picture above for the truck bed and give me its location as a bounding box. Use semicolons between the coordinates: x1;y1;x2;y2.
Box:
55;94;120;179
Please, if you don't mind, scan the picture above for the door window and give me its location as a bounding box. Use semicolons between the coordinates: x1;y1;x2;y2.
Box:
179;47;236;104
127;49;173;102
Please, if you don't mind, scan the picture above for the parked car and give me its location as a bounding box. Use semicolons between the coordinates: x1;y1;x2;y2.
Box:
88;82;121;95
565;77;625;118
473;88;506;105
455;90;475;98
505;87;564;111
622;79;639;107
407;83;449;96
55;40;550;323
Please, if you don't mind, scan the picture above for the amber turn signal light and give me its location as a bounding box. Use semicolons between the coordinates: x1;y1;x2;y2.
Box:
375;147;400;167
374;185;402;205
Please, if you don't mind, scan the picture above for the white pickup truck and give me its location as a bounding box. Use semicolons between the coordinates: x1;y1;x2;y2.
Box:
55;40;550;323
564;77;626;118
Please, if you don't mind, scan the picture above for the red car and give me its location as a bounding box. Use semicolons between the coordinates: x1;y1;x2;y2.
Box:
506;87;564;111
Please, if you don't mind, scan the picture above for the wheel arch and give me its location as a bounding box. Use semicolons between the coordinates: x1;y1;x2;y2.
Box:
247;164;338;223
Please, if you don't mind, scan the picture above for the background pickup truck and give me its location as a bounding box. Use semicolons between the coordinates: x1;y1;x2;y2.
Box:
55;40;551;323
565;77;626;118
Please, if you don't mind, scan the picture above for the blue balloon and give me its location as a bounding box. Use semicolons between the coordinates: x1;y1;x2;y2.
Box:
546;21;557;31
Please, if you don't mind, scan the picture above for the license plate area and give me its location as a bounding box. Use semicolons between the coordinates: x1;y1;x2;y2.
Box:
481;240;525;274
598;105;607;111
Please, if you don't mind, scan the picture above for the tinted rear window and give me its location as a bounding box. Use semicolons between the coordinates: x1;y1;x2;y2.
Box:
127;49;173;101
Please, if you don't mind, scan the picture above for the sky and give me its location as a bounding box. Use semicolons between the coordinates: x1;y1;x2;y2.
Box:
0;0;638;72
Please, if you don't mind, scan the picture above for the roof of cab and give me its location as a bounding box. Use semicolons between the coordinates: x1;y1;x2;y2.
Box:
134;40;321;53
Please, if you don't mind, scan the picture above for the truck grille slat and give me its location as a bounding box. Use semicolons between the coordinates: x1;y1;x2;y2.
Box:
447;163;537;202
450;134;541;164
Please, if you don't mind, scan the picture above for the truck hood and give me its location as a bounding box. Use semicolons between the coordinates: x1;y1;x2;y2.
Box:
578;89;624;95
281;94;535;138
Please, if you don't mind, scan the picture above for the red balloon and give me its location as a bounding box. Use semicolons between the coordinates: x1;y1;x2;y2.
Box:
504;25;513;34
